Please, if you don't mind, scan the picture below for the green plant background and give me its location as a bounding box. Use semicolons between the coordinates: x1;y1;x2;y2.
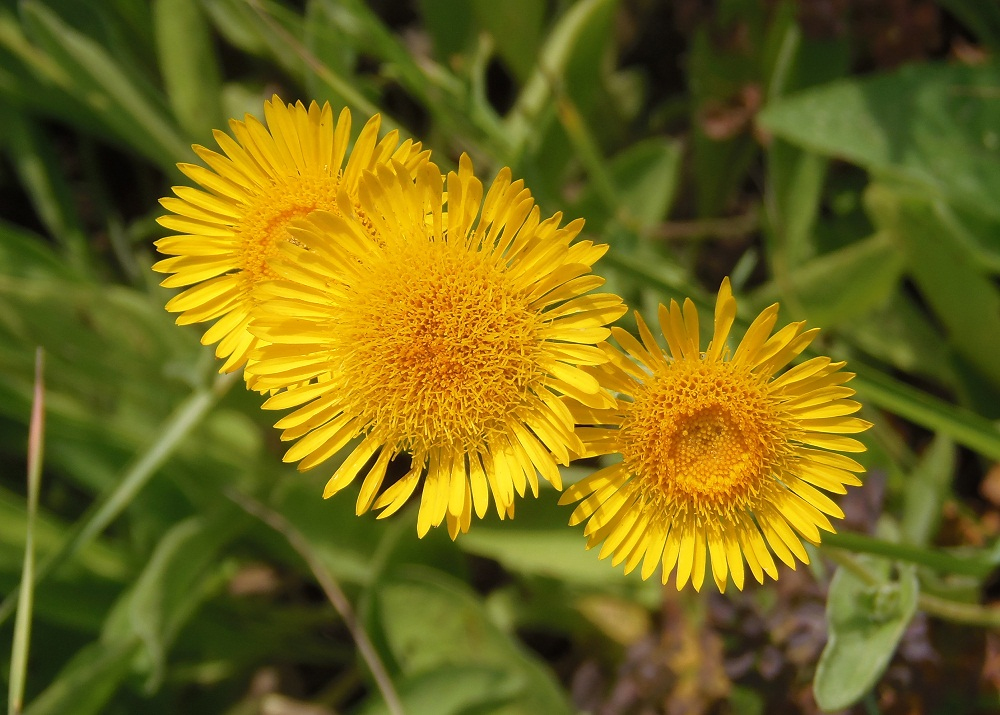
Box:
2;0;1000;713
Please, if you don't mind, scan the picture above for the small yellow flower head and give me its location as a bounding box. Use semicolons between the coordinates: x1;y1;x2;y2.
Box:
560;278;871;592
247;155;626;539
152;95;428;378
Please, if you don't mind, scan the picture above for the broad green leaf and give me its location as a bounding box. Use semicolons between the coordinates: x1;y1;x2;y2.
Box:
814;561;918;712
357;665;521;715
153;0;224;140
748;232;903;328
901;434;956;547
20;1;190;171
374;569;574;715
758;62;1000;219
865;184;1000;389
23;638;139;715
126;511;245;689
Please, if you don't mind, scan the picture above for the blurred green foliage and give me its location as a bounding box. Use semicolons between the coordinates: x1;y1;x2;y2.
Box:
1;0;1000;713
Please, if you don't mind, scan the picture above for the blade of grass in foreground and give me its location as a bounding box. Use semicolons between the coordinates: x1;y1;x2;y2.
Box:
0;369;240;628
9;349;44;715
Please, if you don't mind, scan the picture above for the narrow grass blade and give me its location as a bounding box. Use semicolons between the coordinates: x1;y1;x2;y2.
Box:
0;370;240;628
8;348;44;715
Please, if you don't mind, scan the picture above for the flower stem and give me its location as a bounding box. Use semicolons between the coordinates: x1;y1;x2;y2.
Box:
823;532;995;579
226;488;405;715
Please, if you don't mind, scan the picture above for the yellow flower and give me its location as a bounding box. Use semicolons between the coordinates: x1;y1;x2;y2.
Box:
560;279;870;592
152;95;428;377
247;155;625;539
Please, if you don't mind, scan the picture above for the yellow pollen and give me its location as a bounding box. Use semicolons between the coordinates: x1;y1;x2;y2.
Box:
619;358;787;513
338;240;542;453
236;174;341;290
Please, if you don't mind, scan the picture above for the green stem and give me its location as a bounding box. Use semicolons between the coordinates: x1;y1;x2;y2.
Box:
0;370;240;628
8;349;44;715
825;549;1000;629
823;532;994;579
226;488;406;715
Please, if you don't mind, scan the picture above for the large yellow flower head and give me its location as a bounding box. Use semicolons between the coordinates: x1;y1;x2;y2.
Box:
560;279;871;592
247;155;625;539
152;96;428;377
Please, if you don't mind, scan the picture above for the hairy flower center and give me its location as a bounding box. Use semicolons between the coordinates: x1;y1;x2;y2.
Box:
620;359;785;512
339;241;542;452
237;174;340;290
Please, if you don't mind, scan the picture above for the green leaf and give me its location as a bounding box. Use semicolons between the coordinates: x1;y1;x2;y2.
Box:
748;232;903;328
900;434;956;547
20;0;190;171
0;221;78;282
153;0;224;140
126;511;245;689
9;349;43;715
764;140;827;270
472;0;545;83
23;638;139;715
936;0;1000;50
865;184;1000;389
505;0;617;159
0;107;92;275
373;569;574;715
357;665;521;715
574;137;683;234
814;561;918;712
417;0;475;64
0;485;126;581
200;0;270;57
758;61;1000;219
458;485;651;587
843;291;955;386
851;363;1000;463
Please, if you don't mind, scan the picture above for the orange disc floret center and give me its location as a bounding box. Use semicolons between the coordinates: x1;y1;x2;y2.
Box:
340;241;543;452
619;359;785;512
236;174;341;289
